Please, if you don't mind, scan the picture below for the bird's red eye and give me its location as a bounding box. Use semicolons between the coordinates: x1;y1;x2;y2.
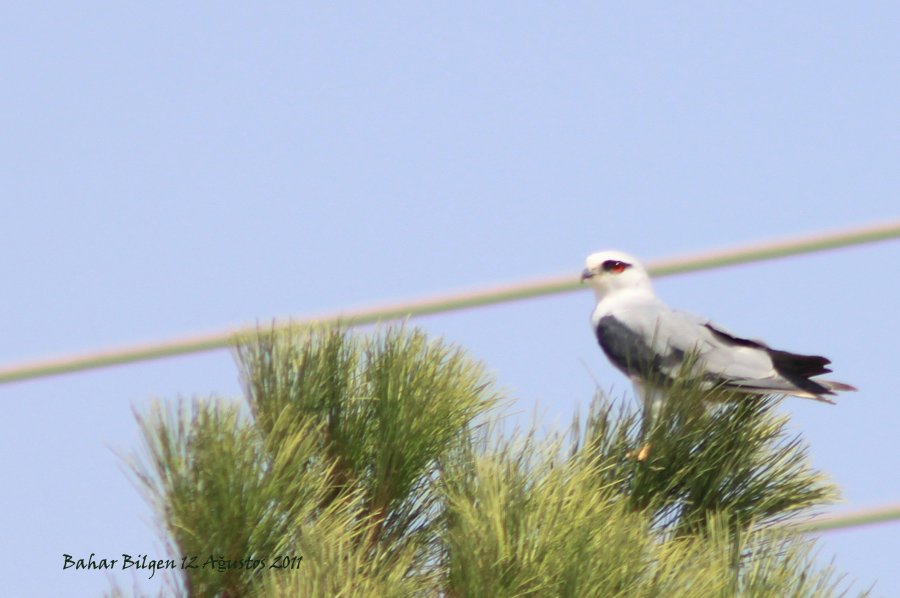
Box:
602;260;630;274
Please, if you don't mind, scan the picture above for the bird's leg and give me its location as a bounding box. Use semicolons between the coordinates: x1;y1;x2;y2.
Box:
632;381;664;461
636;444;651;461
635;382;665;431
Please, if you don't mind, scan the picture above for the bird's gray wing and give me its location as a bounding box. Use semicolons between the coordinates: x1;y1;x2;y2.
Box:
652;310;838;396
596;300;843;400
605;303;779;384
700;320;840;397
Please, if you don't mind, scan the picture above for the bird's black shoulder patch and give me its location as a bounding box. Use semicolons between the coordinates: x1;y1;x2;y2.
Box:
596;316;672;378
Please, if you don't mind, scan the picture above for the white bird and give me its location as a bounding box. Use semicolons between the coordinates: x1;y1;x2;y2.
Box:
581;250;856;409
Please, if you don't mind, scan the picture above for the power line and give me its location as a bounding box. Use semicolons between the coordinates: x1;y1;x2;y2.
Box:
797;503;900;534
0;219;898;385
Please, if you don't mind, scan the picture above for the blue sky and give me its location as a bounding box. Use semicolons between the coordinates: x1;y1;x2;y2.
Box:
1;3;898;595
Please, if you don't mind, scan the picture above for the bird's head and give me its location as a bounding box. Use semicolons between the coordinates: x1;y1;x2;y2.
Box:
581;250;653;300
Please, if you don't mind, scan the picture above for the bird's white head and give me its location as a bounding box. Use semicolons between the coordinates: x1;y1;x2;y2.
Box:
581;250;654;301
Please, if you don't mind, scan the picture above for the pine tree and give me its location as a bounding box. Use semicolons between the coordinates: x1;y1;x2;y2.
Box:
114;325;870;598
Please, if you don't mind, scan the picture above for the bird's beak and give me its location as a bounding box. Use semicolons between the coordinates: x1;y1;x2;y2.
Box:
580;268;595;283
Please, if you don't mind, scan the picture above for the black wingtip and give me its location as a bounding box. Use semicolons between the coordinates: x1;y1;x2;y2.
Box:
769;350;833;378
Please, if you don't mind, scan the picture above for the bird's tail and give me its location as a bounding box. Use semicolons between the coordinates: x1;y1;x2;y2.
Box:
817;379;858;393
